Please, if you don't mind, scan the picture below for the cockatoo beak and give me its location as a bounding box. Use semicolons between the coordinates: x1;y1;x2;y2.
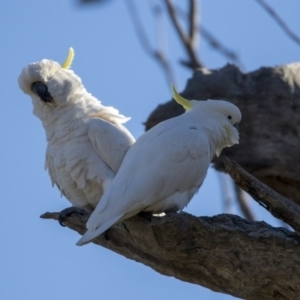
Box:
61;48;75;69
31;82;53;103
233;123;239;131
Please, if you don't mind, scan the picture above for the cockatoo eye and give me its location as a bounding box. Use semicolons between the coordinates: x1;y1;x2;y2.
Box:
227;115;232;120
31;81;53;103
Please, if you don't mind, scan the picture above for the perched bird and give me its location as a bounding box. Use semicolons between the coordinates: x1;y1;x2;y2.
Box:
18;48;135;212
77;85;242;246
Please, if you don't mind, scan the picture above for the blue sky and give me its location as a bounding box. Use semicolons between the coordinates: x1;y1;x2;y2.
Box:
1;1;299;299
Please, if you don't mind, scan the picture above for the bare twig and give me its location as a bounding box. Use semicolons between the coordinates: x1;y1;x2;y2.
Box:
218;173;233;214
224;157;300;233
188;0;199;50
256;0;300;47
218;173;255;220
200;26;244;69
174;4;244;69
125;0;175;85
234;184;255;221
164;0;203;69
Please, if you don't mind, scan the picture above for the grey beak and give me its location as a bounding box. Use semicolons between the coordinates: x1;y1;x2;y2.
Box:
233;123;239;131
31;82;53;103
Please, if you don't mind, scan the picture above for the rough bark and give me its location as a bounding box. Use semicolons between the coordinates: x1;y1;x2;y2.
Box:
224;157;300;233
145;63;300;205
41;209;300;300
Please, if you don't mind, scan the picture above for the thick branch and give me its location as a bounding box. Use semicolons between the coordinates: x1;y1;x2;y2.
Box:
41;210;300;299
224;157;300;233
145;63;300;204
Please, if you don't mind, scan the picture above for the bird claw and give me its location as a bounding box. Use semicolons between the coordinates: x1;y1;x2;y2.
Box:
58;207;89;227
104;231;110;240
138;211;153;221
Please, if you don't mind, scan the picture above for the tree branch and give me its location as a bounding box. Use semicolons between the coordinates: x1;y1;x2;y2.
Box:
125;0;175;85
164;0;202;69
224;157;300;233
234;185;255;221
256;0;300;47
188;0;199;51
174;4;244;69
200;26;244;69
41;209;300;299
218;173;233;214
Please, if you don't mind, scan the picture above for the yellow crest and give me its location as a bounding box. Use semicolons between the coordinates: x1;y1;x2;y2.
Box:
171;84;191;110
61;47;75;69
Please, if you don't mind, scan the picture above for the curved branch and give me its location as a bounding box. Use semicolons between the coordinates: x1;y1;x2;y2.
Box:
164;0;202;69
41;210;300;299
174;4;244;68
125;0;175;85
224;157;300;232
200;26;244;69
256;0;300;47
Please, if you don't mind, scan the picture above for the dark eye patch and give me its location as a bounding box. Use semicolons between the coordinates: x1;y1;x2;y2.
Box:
31;81;53;103
228;116;232;120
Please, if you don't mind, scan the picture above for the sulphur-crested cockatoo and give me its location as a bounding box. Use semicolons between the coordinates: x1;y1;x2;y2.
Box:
76;86;241;245
18;48;135;212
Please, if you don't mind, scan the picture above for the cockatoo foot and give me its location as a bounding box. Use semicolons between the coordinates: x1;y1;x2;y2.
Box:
138;211;153;221
58;207;89;227
104;231;110;240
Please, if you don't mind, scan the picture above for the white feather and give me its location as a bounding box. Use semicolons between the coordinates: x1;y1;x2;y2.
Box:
77;99;242;245
18;58;135;210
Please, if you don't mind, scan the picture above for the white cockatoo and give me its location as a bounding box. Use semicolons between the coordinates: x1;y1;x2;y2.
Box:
18;48;135;213
76;85;242;246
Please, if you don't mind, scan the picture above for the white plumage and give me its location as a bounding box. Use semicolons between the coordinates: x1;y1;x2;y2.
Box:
18;49;135;211
77;86;242;245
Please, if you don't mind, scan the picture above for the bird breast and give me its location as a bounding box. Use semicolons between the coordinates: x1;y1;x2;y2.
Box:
45;120;114;209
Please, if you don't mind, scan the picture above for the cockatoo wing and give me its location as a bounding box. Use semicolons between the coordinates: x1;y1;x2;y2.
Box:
77;118;212;245
88;117;135;174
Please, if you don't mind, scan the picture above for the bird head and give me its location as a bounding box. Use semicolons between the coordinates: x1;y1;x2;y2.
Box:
18;48;83;113
203;99;241;151
172;85;241;154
